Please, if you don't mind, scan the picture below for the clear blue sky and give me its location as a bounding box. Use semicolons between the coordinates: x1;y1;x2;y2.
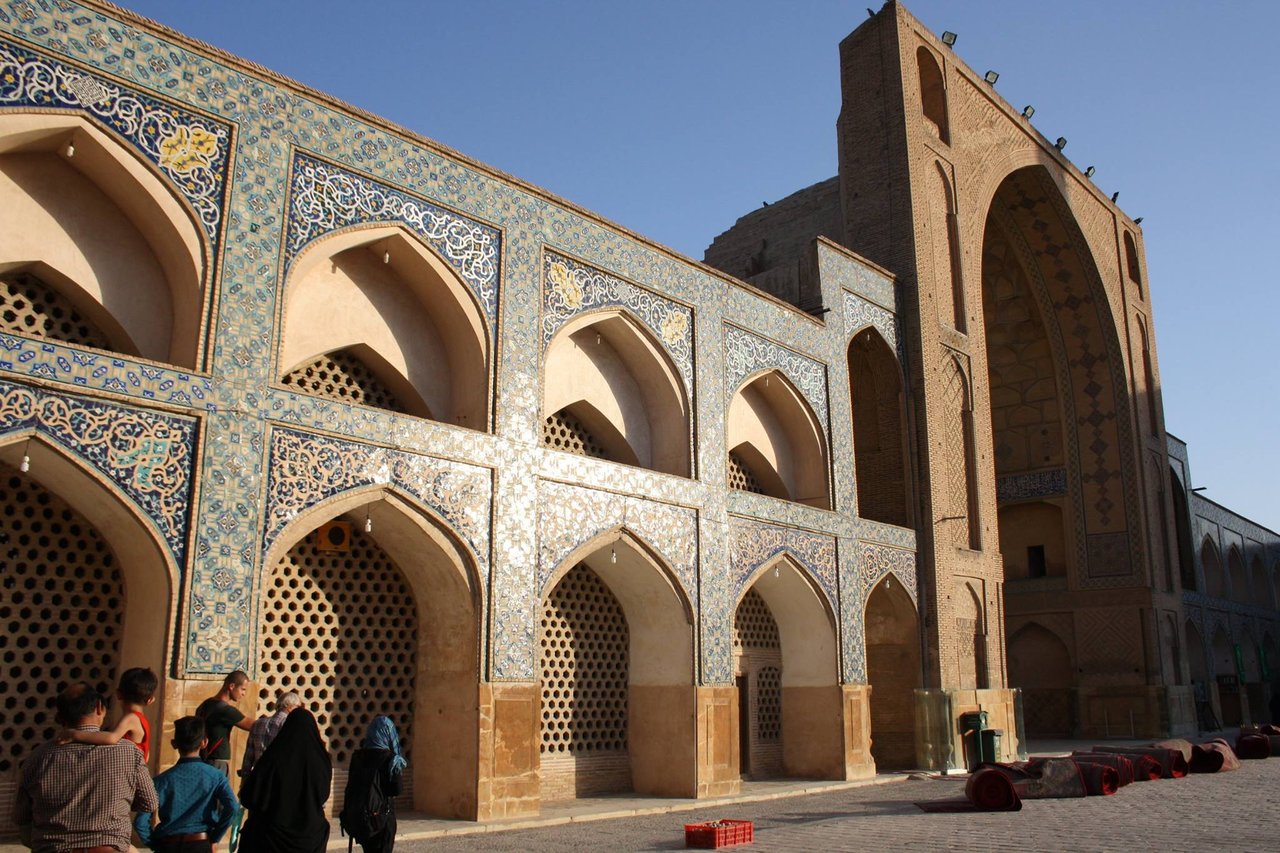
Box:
119;0;1279;529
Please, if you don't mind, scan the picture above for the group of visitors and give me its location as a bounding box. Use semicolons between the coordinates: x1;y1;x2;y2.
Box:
14;670;407;853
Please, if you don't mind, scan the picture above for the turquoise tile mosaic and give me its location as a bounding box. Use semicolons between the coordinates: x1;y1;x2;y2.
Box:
0;1;920;684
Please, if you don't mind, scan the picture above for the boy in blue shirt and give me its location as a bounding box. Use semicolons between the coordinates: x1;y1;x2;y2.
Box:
135;716;239;852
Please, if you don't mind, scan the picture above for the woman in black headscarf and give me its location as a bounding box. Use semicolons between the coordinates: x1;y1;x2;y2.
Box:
238;708;332;853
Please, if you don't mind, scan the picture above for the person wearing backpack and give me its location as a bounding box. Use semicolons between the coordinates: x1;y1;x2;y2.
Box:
340;716;406;853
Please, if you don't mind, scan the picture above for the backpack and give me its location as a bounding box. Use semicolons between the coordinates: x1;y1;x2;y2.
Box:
339;750;393;844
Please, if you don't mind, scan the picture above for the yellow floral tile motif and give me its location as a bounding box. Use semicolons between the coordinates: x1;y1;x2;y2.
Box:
158;125;219;174
661;310;688;347
548;261;582;309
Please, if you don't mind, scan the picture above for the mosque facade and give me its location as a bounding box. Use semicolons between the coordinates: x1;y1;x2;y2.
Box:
0;0;1276;826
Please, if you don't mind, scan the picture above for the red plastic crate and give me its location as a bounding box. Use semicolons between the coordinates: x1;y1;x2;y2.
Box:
685;819;754;848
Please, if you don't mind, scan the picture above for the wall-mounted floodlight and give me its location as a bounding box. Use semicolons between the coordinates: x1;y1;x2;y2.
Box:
1134;217;1144;225
984;70;999;84
1054;137;1067;150
1111;191;1120;203
942;31;957;47
1085;166;1096;178
1022;105;1035;118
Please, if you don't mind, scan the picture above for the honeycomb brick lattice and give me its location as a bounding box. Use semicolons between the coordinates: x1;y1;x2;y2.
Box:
0;465;122;827
539;564;629;756
258;526;417;807
733;588;781;651
0;273;114;351
542;409;609;460
281;349;407;413
756;665;782;741
727;452;766;494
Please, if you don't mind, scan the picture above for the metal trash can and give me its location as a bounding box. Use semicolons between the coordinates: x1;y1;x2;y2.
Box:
980;728;1003;764
959;711;989;770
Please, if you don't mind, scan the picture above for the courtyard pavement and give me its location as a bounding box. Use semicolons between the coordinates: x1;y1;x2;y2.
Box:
5;736;1276;852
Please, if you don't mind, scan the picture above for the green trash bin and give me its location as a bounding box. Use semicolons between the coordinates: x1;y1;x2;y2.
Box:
959;711;988;770
980;729;1003;764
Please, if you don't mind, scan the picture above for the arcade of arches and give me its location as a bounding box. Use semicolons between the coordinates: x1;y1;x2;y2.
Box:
4;0;1280;831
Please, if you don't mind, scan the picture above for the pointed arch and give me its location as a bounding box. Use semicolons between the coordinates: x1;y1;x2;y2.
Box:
538;530;696;799
280;224;491;429
1123;231;1143;300
0;113;207;367
847;326;910;526
735;555;838;687
941;356;980;549
1201;536;1225;598
864;574;920;769
955;579;987;689
1185;619;1208;684
1249;554;1268;608
726;369;830;509
916;45;950;144
543;309;690;476
927;162;965;331
1169;467;1196;591
1008;622;1074;736
1135;316;1159;436
256;485;482;819
1227;545;1249;604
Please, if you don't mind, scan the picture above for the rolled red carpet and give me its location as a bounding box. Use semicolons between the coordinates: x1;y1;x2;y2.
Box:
1091;746;1187;779
1190;740;1239;772
1236;734;1271;760
965;767;1022;811
1070;752;1134;786
1076;761;1119;796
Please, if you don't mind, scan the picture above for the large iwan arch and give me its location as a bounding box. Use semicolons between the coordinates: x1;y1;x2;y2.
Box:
542;311;690;476
279;225;491;428
0;114;208;367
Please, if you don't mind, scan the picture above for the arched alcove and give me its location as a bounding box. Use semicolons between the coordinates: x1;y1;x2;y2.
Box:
1008;623;1074;736
543;312;689;476
539;532;695;800
1211;626;1242;726
1123;231;1143;300
847;327;910;527
0;113;206;367
1228;546;1249;604
260;488;482;819
916;45;950;143
997;501;1067;580
281;226;490;429
928;163;965;331
726;371;830;509
0;436;177;829
733;557;841;779
864;575;920;769
941;357;980;549
955;580;987;689
1249;555;1268;607
1135;317;1159;436
1185;620;1208;685
1161;614;1185;686
1169;468;1195;591
1202;538;1225;598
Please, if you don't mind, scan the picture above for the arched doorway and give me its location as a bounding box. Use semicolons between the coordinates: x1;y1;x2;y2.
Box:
865;575;920;769
0;439;176;828
1008;623;1074;736
847;328;910;527
538;534;694;800
259;490;481;818
731;557;841;780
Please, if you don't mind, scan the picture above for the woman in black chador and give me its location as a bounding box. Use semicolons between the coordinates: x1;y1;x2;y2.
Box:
238;709;332;853
341;715;406;853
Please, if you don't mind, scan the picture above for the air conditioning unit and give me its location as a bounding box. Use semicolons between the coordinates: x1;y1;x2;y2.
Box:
315;520;352;552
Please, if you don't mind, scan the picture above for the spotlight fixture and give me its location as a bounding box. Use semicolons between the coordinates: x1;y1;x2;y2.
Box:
65;141;75;158
1021;105;1035;119
1085;166;1096;178
1054;137;1067;151
383;250;390;264
941;31;957;47
1134;217;1144;225
866;7;875;17
1111;191;1120;203
984;70;999;85
364;509;372;533
610;548;617;564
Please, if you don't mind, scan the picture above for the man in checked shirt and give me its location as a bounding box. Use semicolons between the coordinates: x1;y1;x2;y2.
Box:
15;682;158;853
